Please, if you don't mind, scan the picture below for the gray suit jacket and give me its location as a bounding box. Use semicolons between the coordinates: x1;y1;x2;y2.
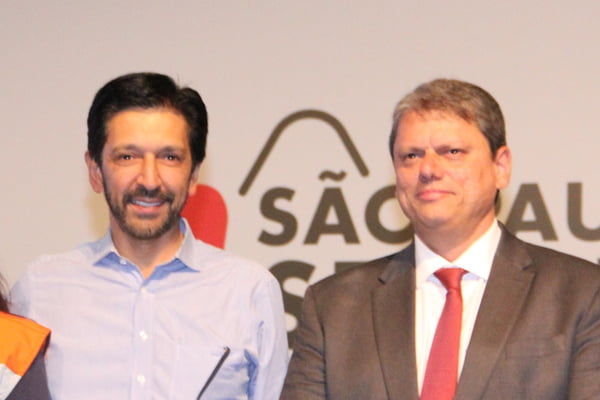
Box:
280;227;600;399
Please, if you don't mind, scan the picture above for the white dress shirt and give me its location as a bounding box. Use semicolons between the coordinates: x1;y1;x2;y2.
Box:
414;221;501;393
11;219;289;400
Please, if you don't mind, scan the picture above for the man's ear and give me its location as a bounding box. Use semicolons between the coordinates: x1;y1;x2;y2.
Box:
494;145;512;190
187;163;201;196
85;152;104;194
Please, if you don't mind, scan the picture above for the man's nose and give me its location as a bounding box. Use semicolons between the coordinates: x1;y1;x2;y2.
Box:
138;155;161;190
419;153;442;183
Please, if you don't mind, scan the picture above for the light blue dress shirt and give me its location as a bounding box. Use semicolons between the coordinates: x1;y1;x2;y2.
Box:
10;219;288;400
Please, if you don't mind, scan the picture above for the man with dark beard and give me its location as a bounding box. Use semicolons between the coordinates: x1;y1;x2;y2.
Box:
10;72;288;400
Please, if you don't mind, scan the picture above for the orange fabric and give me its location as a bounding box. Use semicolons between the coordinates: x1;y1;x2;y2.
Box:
0;311;50;377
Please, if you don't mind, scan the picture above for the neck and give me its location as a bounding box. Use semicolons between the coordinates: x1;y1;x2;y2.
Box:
111;224;184;279
416;218;496;262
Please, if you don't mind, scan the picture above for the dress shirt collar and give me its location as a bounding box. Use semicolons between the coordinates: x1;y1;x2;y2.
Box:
414;220;502;287
90;218;204;272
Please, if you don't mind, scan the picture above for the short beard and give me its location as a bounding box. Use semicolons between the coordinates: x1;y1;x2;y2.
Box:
104;184;183;241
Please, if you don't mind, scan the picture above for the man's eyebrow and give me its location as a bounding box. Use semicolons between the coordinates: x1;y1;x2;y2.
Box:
110;144;186;152
159;145;186;152
399;145;425;152
110;144;140;151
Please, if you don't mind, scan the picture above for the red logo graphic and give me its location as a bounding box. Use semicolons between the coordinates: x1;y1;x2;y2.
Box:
182;184;228;249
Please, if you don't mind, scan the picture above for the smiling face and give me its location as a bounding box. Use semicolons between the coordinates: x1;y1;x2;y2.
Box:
86;108;198;241
392;111;511;244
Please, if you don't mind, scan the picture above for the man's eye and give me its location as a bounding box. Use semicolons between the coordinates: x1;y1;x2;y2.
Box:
119;154;132;160
449;149;461;155
165;154;180;161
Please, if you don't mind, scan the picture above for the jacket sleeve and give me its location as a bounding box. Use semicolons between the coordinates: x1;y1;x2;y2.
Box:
6;349;51;400
280;285;327;400
568;284;600;399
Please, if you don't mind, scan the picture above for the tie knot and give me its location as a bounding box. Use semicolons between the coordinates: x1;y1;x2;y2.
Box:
434;267;466;290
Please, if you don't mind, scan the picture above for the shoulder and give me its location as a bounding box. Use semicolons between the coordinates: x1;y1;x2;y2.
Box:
500;229;599;271
23;241;98;276
309;248;411;299
498;229;600;289
0;312;49;370
296;249;413;329
13;244;96;303
185;238;277;285
0;311;50;338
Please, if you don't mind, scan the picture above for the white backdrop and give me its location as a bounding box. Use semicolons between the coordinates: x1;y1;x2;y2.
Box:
2;1;600;339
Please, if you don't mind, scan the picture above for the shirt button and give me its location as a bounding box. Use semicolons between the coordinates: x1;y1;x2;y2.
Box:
139;330;149;341
137;374;146;385
119;258;127;265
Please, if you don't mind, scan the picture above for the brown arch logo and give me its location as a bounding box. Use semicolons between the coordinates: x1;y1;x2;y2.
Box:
239;109;369;195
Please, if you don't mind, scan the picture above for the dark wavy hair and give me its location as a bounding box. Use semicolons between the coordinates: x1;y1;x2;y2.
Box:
0;275;8;312
87;72;208;169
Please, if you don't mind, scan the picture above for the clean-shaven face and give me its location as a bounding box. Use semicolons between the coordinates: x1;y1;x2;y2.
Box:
392;111;511;238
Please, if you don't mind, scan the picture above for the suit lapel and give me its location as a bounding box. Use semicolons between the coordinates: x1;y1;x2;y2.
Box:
456;228;535;400
372;246;420;400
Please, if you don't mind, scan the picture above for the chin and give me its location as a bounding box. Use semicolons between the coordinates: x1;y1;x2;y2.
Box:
418;216;454;230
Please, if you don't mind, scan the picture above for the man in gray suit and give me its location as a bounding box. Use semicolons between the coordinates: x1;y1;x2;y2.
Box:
280;79;600;400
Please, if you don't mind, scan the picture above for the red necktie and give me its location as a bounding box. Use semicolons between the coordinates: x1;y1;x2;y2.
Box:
421;268;467;400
